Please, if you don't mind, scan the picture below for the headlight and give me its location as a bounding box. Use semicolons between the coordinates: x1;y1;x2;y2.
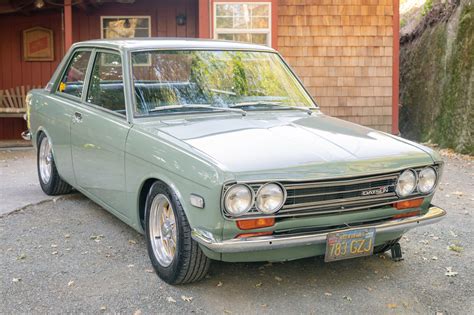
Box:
418;167;437;193
396;170;417;197
224;184;254;216
256;183;286;214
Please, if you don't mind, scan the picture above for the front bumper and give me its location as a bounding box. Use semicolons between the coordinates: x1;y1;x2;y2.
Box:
192;206;446;253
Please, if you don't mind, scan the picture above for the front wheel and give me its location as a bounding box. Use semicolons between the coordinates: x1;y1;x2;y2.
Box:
37;133;72;195
145;182;210;284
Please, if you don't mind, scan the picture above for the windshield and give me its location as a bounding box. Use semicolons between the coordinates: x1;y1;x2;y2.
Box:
131;50;315;116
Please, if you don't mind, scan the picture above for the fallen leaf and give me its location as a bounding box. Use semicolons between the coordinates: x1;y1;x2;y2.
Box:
366;287;373;291
17;253;27;260
448;244;463;253
67;280;74;287
224;310;232;314
274;276;282;282
261;304;268;308
181;295;193;302
449;231;458;237
452;191;463;196
387;303;397;309
166;297;176;303
255;282;262;288
445;267;458;277
216;281;223;287
129;239;137;245
90;235;104;241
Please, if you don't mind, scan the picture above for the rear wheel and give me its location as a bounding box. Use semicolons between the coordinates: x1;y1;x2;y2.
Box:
145;182;210;284
37;133;72;195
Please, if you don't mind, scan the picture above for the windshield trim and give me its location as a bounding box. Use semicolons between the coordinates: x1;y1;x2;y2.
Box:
128;49;319;119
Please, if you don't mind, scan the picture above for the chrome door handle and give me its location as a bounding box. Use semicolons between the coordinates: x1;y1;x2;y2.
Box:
72;112;83;123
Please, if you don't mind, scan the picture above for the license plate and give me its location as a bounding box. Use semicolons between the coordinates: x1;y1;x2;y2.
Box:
325;228;376;262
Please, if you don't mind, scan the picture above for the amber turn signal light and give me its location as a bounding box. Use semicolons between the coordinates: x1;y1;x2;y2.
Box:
394;198;424;210
236;218;275;230
236;231;273;238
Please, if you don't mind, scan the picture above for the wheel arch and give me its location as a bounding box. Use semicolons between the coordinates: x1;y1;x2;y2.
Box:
137;177;184;231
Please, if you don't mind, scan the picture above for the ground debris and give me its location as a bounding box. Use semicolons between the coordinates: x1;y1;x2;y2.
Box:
181;295;193;302
448;244;463;253
445;267;458;277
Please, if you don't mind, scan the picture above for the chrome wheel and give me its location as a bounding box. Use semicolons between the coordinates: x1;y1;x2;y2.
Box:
149;194;177;267
39;136;52;184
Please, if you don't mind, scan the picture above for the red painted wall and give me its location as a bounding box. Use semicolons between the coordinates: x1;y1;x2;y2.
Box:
0;11;63;140
72;0;197;41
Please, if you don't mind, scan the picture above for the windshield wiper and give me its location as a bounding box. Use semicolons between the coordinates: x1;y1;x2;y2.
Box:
230;101;315;114
148;104;246;116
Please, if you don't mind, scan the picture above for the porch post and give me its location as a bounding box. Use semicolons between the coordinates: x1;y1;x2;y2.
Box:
392;0;400;135
64;0;73;51
198;0;211;38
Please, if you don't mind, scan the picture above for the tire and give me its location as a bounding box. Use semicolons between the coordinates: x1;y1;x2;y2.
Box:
374;237;401;254
37;133;72;195
145;181;210;284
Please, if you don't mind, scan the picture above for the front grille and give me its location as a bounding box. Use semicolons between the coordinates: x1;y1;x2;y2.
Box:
277;173;399;217
222;165;440;220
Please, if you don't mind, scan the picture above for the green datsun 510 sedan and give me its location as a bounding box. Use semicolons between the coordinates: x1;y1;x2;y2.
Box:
25;39;446;284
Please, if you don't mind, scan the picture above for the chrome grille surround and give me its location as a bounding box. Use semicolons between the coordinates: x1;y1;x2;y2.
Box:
221;164;441;220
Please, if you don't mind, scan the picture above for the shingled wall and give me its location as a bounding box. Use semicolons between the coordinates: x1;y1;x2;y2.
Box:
278;0;394;132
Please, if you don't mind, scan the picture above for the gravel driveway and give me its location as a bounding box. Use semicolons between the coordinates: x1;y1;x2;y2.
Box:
1;149;473;314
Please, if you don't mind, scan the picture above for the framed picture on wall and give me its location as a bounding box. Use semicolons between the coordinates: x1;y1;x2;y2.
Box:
23;27;54;62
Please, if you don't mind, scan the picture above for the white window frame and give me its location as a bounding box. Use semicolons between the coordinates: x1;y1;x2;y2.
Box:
100;16;151;66
213;2;272;47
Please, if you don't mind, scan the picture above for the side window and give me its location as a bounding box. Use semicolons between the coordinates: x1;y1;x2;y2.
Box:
86;52;126;115
58;50;92;98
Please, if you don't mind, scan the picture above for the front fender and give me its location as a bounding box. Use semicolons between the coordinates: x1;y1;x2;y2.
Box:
124;126;228;238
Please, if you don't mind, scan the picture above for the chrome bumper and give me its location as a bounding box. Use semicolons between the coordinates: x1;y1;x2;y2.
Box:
192;206;446;253
21;130;31;141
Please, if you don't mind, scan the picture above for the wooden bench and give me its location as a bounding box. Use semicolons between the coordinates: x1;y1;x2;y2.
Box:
0;85;42;117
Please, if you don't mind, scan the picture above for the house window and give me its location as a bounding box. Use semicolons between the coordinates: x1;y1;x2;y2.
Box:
101;16;151;39
214;3;271;46
101;16;151;65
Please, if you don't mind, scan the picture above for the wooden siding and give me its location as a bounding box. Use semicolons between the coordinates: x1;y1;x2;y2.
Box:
72;0;198;41
278;0;394;132
0;11;63;139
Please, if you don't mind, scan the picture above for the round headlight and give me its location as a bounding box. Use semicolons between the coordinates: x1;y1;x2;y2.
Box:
224;184;254;216
256;183;286;214
418;167;437;193
396;170;417;197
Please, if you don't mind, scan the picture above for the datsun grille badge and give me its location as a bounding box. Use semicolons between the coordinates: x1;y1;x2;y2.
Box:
361;186;389;196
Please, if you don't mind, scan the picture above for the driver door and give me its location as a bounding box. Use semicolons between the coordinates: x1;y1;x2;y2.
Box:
70;50;131;217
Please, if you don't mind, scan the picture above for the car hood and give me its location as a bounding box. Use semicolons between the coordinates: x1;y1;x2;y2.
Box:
137;112;435;180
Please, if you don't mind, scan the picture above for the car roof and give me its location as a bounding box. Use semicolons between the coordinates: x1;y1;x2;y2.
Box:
71;38;276;52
